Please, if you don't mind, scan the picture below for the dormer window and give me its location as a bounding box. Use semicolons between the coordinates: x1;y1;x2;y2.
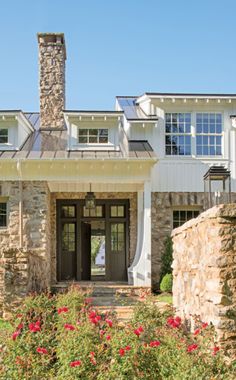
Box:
0;129;8;144
78;128;108;144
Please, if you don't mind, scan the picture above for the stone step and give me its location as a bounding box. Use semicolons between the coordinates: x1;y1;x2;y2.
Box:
95;306;134;321
91;295;137;307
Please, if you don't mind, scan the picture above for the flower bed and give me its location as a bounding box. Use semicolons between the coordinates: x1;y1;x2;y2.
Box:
0;286;235;379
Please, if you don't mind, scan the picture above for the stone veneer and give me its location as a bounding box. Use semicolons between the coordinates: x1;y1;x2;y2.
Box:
172;204;236;358
151;192;205;288
50;192;137;283
38;33;66;129
0;181;51;317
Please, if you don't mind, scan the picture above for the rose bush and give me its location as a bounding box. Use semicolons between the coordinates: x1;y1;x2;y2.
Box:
0;287;235;379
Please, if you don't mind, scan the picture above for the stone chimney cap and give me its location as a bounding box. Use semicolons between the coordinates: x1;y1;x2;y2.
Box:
37;33;66;59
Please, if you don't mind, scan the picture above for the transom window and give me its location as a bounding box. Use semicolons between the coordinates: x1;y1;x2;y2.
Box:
0;203;7;227
0;129;8;144
196;113;222;156
165;113;191;155
78;128;108;144
173;209;200;229
83;205;104;218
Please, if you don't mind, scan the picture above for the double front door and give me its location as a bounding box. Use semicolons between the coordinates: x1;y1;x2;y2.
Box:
57;200;129;282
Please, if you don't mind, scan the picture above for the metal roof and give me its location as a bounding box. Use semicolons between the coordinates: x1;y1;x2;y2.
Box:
116;97;157;121
0;113;156;161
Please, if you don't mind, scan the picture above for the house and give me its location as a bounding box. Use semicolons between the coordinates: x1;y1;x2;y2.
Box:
0;33;236;307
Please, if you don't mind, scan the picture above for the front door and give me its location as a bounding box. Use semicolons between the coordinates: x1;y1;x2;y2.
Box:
57;200;129;282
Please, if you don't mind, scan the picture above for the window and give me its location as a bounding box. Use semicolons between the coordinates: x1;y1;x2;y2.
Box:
83;205;104;218
0;129;8;144
173;209;200;229
0;203;7;227
62;223;76;252
78;129;108;144
61;205;76;218
110;205;125;218
165;113;191;155
111;223;125;252
196;113;222;156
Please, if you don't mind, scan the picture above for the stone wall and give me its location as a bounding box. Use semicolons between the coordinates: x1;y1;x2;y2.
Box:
151;192;205;288
38;33;66;129
0;181;51;317
172;204;236;357
50;192;137;283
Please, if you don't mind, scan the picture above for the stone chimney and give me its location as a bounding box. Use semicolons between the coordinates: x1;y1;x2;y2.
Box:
37;33;66;129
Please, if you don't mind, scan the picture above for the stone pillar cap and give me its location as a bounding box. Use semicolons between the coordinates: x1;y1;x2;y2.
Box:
37;33;66;59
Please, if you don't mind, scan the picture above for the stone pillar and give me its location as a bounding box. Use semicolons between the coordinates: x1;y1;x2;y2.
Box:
172;204;236;358
38;33;66;129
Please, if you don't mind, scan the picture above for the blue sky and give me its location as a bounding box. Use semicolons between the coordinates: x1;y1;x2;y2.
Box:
0;0;236;111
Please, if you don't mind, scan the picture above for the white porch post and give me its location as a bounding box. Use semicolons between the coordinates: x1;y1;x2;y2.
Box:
128;180;152;287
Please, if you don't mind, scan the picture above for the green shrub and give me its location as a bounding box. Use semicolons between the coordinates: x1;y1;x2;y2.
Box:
160;273;173;293
0;288;235;379
160;236;173;282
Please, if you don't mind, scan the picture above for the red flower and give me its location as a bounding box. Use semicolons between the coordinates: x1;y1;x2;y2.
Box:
106;335;111;341
36;347;48;355
89;311;97;319
125;345;131;351
64;323;75;331
202;322;208;329
17;323;24;330
212;346;220;355
58;307;69;314
105;318;113;328
193;328;201;336
90;357;96;365
90;351;95;357
167;316;181;328
12;330;20;341
134;326;144;336
70;360;81;367
29;321;41;333
150;340;161;347
100;329;105;337
187;344;198;353
119;348;125;357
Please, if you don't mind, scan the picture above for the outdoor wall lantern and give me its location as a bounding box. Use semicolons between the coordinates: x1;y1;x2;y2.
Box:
203;165;231;209
85;183;96;210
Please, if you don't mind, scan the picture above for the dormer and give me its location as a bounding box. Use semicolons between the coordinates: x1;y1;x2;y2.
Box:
0;111;34;150
65;111;123;151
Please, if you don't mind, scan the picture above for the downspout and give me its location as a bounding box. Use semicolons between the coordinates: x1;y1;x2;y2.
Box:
16;160;23;249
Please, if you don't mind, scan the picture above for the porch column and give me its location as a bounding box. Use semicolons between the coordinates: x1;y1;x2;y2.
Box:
128;180;151;287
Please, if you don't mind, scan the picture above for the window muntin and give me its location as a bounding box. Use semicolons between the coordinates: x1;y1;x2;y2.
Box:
62;223;76;252
0;129;8;144
173;210;200;229
110;205;125;218
111;223;125;252
196;113;222;156
0;203;7;227
61;206;76;218
83;205;104;218
78;128;108;144
165;113;191;155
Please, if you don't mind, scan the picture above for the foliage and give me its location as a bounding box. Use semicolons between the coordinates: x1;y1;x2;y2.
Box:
160;273;173;293
0;289;235;379
160;235;173;282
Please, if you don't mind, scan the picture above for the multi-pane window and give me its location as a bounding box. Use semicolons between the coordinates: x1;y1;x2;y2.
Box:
173;210;200;229
196;113;222;156
111;223;125;252
78;129;108;144
62;223;76;252
0;203;7;227
0;129;8;144
83;205;104;218
165;113;191;155
110;205;125;218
